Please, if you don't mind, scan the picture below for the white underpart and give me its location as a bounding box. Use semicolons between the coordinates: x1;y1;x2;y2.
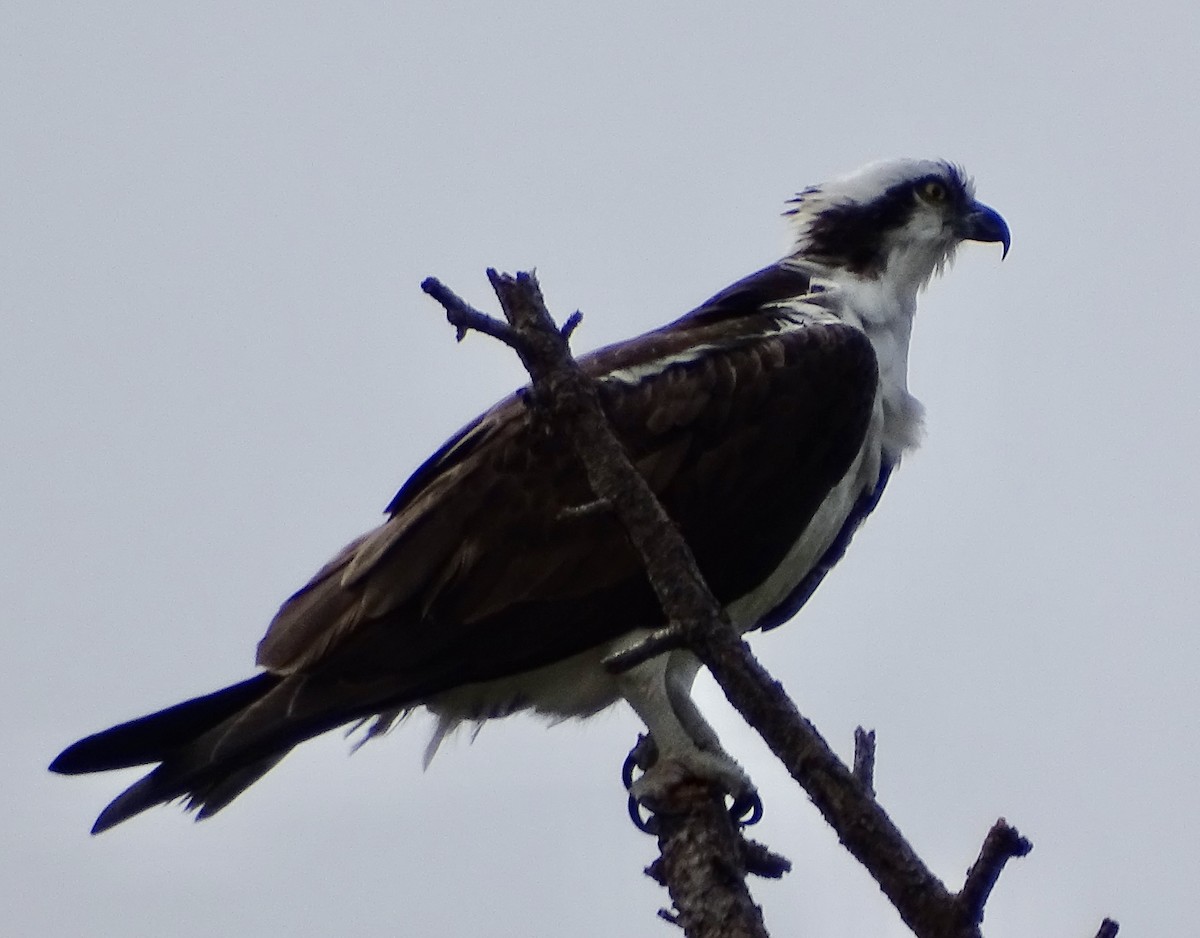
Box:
811;271;927;457
420;642;634;765
419;627;752;799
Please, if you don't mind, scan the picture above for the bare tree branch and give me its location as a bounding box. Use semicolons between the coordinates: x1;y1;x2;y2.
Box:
421;269;1111;938
420;276;518;345
959;820;1033;926
644;776;772;938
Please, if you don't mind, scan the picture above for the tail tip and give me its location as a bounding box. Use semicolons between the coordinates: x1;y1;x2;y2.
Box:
48;744;89;776
88;775;164;834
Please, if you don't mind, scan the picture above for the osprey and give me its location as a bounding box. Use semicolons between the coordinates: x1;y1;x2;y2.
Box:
51;158;1009;833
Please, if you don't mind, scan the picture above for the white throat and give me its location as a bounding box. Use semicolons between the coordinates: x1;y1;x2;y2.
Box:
802;264;926;458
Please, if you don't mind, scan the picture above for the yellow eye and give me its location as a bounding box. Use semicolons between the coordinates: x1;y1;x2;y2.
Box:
919;180;947;203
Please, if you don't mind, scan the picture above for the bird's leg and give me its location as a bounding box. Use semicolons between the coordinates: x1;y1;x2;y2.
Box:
615;649;759;824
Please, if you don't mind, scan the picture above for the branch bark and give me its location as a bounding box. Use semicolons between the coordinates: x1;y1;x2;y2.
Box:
420;269;1114;938
645;777;771;938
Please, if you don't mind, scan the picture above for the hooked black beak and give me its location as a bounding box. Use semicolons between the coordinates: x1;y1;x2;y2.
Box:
959;201;1011;259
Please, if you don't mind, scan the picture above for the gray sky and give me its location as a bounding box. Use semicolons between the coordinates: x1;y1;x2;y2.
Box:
4;2;1198;935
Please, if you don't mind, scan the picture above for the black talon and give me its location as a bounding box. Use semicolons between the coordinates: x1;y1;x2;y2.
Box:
622;735;661;835
621;751;639;791
627;793;659;834
622;735;657;793
729;791;763;827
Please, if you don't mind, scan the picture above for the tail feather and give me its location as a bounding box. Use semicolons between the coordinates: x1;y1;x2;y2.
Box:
53;668;425;833
49;674;280;775
89;752;289;834
90;771;173;835
190;754;288;820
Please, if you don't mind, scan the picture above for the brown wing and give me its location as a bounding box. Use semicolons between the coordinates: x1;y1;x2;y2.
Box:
255;305;878;700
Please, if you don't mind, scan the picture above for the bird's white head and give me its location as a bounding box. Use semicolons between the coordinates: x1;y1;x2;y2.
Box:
785;158;1009;296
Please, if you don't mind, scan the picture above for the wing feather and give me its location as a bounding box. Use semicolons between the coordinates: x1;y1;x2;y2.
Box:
257;288;877;692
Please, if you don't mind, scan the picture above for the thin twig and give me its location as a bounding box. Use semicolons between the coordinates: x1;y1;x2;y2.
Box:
420;277;518;345
958;819;1033;925
741;839;792;880
853;727;876;797
560;309;584;339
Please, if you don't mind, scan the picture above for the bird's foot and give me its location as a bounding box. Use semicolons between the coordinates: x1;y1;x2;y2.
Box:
622;734;762;833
